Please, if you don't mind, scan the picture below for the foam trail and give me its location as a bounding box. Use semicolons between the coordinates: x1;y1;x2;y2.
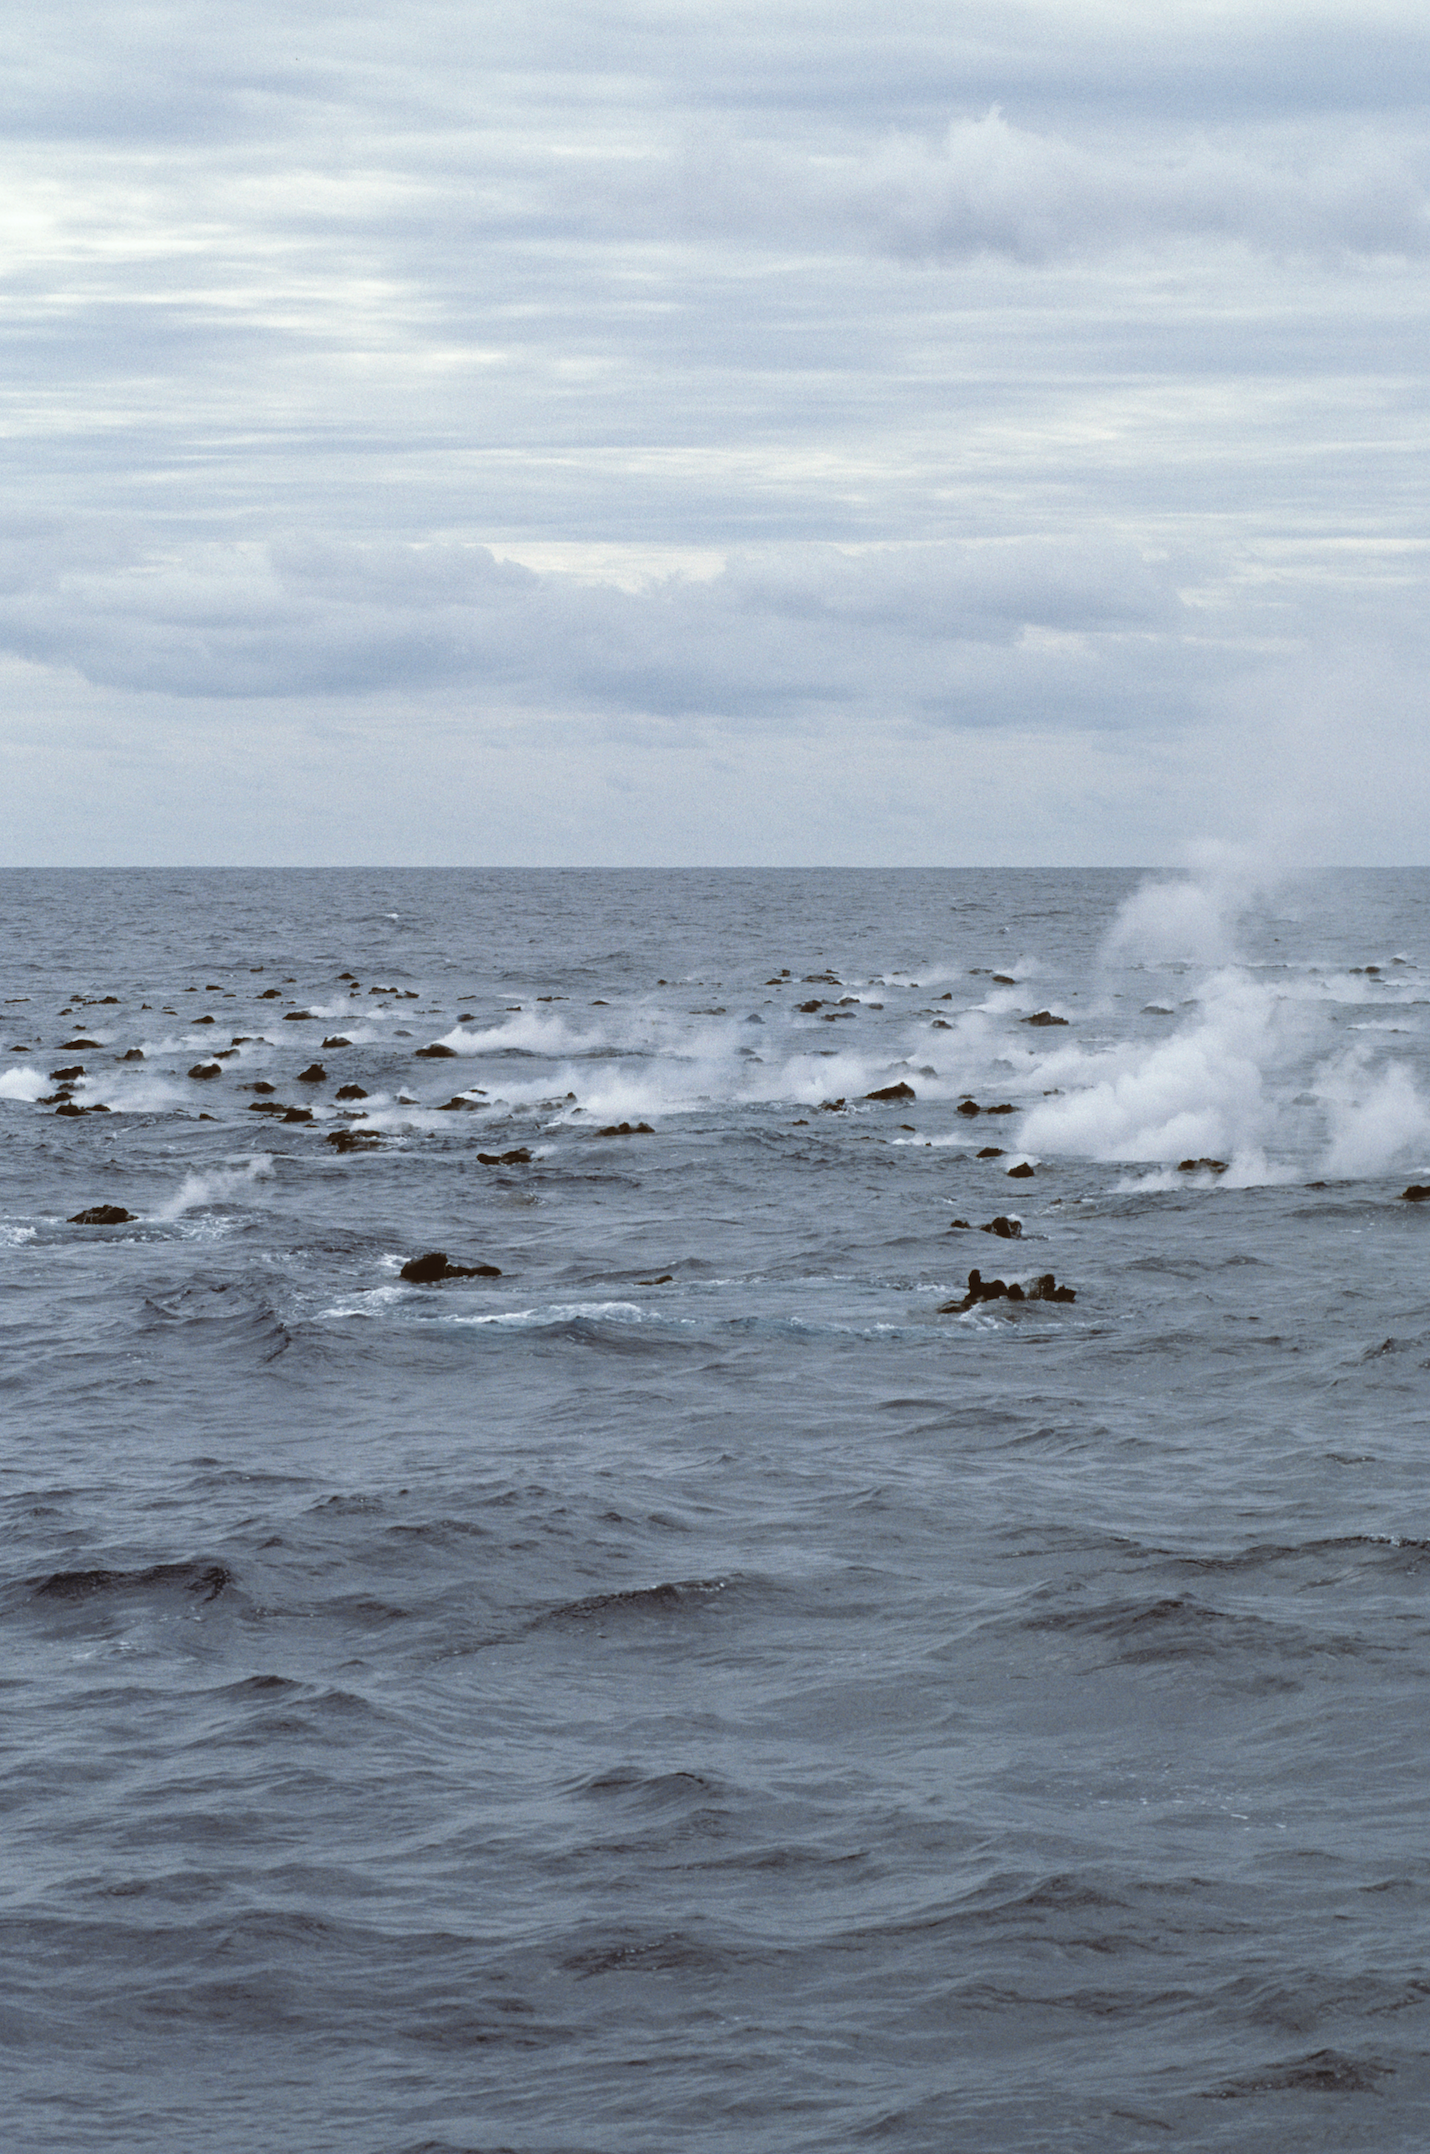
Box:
153;1156;274;1221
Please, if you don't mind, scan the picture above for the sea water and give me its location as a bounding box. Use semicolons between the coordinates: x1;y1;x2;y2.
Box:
4;865;1430;2152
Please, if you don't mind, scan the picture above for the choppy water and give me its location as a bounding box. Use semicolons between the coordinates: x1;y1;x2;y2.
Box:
5;864;1430;2152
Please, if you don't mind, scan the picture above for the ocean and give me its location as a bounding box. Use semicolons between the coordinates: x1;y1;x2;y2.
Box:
4;863;1430;2152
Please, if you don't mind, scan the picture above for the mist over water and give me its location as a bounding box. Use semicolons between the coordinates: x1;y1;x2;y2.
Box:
5;865;1430;2153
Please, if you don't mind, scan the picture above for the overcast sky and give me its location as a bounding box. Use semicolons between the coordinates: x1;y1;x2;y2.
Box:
4;0;1428;864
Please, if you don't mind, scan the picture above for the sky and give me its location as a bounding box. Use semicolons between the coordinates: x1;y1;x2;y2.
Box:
3;0;1429;865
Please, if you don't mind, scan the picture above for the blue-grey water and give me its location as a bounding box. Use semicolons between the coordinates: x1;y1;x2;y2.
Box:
5;865;1430;2152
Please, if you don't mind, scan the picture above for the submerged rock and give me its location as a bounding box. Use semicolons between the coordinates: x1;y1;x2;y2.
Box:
326;1129;381;1153
399;1251;503;1283
69;1204;133;1225
1178;1157;1228;1175
939;1266;1075;1313
415;1042;457;1058
477;1147;532;1166
597;1122;654;1136
321;1035;352;1049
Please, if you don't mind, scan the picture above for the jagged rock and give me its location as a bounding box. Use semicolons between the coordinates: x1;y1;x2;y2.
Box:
866;1082;916;1102
415;1043;457;1058
1401;1185;1430;1202
335;1084;368;1101
987;1103;1017;1115
188;1063;222;1080
54;1101;86;1116
1178;1157;1228;1175
818;1099;845;1112
296;1063;326;1084
597;1121;653;1137
976;1146;1005;1159
939;1265;1074;1313
799;999;823;1013
947;1217;972;1229
439;1096;484;1111
477;1147;532;1166
399;1251;502;1283
1024;1010;1068;1027
1006;1162;1035;1178
321;1035;352;1049
69;1205;133;1225
957;1100;981;1117
49;1065;84;1081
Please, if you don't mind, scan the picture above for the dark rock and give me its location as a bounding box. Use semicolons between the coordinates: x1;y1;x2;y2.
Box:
979;1215;1022;1238
338;972;357;981
69;1205;133;1225
477;1147;532;1166
193;1014;215;1025
188;1063;222;1080
636;1273;674;1284
818;1099;845;1112
326;1129;381;1152
296;1063;326;1084
245;1080;277;1095
59;1038;101;1050
992;973;1016;985
986;1103;1017;1115
976;1146;1005;1159
1006;1162;1035;1178
415;1042;457;1058
798;999;824;1013
1401;1185;1430;1202
259;987;282;998
49;1065;85;1081
399;1251;502;1283
120;1047;144;1061
865;1081;916;1102
335;1084;368;1101
597;1121;653;1136
54;1101;86;1116
939;1264;1073;1313
248;1101;286;1114
283;1010;315;1021
956;1099;981;1117
321;1035;353;1049
1178;1157;1228;1175
439;1095;484;1111
946;1217;971;1229
281;1106;313;1123
1024;1010;1068;1027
